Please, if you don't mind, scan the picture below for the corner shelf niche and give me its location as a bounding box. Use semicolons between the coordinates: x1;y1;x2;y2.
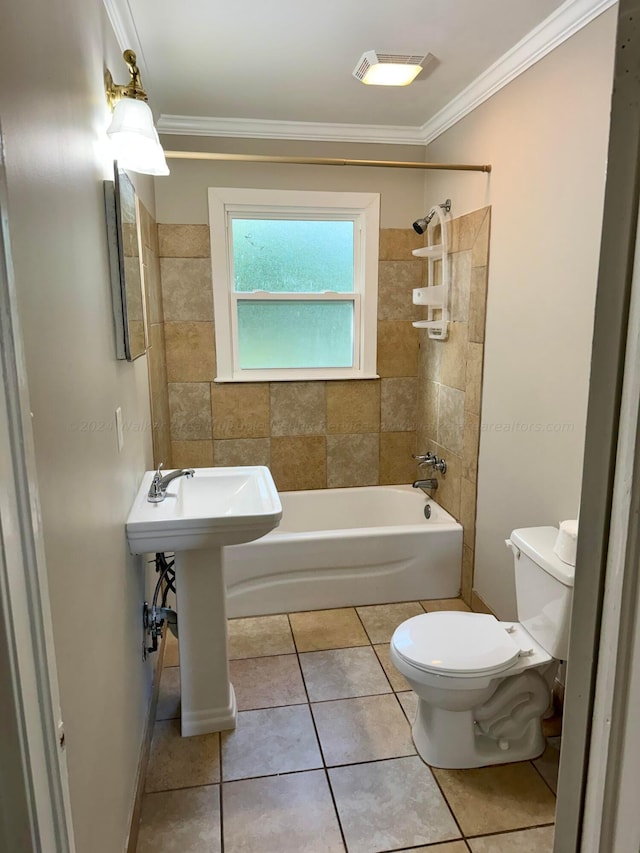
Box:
411;207;451;340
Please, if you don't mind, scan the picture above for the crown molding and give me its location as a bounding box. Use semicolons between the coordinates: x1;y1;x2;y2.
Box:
102;0;149;79
420;0;617;144
110;0;615;148
156;114;426;146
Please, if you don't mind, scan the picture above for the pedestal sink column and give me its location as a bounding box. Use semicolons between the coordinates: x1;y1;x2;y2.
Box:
174;548;237;736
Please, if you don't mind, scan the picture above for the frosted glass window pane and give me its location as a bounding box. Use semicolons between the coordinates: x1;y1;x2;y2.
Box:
237;301;354;369
231;219;354;293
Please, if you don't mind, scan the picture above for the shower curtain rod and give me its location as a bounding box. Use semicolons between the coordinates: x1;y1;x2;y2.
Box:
163;150;492;173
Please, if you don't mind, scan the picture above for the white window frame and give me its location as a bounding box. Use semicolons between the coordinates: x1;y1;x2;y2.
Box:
208;187;380;382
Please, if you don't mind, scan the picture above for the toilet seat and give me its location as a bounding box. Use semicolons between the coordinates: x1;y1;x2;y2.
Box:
391;612;524;678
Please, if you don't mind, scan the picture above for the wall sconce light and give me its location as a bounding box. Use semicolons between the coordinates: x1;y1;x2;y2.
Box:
105;50;169;176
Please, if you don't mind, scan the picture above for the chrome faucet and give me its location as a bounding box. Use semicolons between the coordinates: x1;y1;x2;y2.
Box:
147;463;195;503
413;452;447;475
413;478;438;492
413;452;437;467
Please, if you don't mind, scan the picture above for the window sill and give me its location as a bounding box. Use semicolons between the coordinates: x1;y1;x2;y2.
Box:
214;372;381;383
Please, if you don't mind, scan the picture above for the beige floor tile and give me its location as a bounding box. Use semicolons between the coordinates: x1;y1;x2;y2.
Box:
289;607;369;651
163;632;179;668
223;770;344;852
145;719;220;792
397;844;467;852
397;691;419;724
229;654;307;710
299;646;391;701
533;740;561;794
137;786;221;853
421;598;471;612
329;757;460;853
312;694;415;766
156;666;180;720
374;643;411;692
468;825;555;852
433;762;557;836
227;614;295;659
357;602;424;643
221;705;322;781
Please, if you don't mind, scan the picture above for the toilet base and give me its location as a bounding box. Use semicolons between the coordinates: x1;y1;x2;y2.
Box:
411;699;546;769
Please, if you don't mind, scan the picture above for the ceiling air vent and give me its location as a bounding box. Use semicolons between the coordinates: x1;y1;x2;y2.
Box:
352;51;436;86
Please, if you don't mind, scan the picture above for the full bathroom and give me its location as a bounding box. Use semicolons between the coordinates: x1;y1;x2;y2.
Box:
1;2;637;852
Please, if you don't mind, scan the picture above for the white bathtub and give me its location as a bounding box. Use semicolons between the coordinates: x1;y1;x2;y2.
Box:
224;485;463;617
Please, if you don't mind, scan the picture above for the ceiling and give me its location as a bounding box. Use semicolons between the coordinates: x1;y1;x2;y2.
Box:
112;0;603;141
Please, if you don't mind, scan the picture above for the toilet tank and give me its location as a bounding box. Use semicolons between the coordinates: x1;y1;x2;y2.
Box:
508;527;575;659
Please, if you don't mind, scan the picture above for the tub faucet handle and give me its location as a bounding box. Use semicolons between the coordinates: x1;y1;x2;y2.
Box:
432;457;447;475
413;452;436;466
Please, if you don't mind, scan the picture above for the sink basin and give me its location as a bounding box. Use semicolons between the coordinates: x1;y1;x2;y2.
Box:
126;466;282;554
126;465;282;736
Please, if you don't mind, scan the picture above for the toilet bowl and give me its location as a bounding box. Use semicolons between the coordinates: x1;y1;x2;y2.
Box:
390;526;575;769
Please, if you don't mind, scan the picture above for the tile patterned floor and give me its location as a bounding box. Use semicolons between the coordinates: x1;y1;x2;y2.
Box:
137;600;559;853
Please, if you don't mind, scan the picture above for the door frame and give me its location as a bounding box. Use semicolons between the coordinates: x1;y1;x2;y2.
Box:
0;127;76;851
554;2;640;849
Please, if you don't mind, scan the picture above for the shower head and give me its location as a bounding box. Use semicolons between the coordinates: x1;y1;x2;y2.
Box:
412;212;435;235
412;199;452;234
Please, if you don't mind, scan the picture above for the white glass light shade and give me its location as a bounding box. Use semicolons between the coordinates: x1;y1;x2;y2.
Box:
361;63;422;86
106;98;169;176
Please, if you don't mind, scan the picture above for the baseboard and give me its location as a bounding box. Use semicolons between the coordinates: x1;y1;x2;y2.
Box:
124;638;166;853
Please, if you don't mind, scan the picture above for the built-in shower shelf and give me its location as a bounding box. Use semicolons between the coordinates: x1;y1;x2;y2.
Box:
412;245;444;259
413;285;444;306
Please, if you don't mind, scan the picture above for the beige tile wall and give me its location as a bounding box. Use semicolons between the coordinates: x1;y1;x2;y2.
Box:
138;201;172;468
157;225;426;490
417;207;491;605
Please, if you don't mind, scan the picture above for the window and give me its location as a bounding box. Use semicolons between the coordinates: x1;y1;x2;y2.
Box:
208;188;380;381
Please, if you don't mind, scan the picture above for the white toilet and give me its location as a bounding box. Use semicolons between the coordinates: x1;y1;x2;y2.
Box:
390;526;574;769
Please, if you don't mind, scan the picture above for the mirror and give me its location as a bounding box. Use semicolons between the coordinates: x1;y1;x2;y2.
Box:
104;164;147;360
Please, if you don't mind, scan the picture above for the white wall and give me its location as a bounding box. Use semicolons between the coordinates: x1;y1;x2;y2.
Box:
424;9;617;617
0;3;157;851
156;137;427;226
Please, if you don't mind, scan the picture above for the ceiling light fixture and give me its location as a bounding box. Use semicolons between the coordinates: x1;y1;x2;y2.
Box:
105;50;169;176
352;50;428;86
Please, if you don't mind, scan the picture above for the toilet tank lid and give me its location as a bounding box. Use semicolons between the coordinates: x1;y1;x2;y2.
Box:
510;527;575;587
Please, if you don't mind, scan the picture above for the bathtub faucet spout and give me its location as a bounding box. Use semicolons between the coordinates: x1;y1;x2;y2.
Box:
413;478;438;492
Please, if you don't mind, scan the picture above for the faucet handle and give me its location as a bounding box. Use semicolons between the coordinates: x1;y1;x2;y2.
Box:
413;452;435;466
433;457;447;475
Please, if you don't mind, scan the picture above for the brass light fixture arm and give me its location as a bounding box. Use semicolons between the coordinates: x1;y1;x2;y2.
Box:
105;50;148;112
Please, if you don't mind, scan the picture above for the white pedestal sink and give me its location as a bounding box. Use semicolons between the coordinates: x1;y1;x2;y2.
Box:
126;466;282;736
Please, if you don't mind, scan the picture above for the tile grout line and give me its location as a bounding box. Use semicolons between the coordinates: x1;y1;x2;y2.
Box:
194;753;428;787
465;820;556;841
529;752;559;798
353;605;376;647
287;612;349;853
